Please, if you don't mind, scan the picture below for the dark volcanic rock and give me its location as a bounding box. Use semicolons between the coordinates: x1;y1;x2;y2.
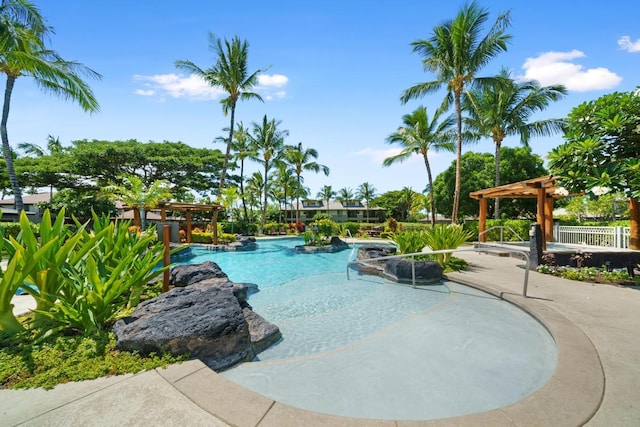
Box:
195;279;258;304
294;236;350;253
243;308;282;354
352;245;442;284
113;283;252;371
226;236;257;251
169;261;228;287
384;258;443;284
356;245;397;260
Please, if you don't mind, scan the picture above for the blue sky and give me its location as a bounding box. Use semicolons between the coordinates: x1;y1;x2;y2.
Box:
9;0;640;198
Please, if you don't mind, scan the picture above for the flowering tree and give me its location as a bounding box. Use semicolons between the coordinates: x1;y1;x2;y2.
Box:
548;88;640;249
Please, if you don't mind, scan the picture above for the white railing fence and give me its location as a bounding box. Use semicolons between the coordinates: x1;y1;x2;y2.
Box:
555;225;631;249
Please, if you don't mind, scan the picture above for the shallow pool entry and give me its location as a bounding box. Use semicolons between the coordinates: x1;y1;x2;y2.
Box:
184;238;557;420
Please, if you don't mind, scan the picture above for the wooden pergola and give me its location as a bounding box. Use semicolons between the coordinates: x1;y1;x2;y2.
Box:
123;201;223;244
469;175;566;250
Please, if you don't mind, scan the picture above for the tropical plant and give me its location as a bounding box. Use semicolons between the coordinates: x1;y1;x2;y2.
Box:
176;34;264;244
285;142;329;222
392;229;428;255
548;88;640;250
249;115;288;234
356;182;377;223
37;214;168;334
231;123;255;221
423;224;473;264
337;187;354;202
384;106;454;225
175;33;264;196
0;219;58;334
341;221;360;237
464;67;566;218
401;1;511;223
14;209;102;325
272;161;295;223
317;185;335;214
103;176;171;229
0;1;100;212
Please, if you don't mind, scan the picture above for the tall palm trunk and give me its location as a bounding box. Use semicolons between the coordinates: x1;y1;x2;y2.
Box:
494;138;502;219
260;161;269;234
1;75;24;212
296;174;301;222
212;103;236;243
424;156;436;226
240;158;248;222
452;92;463;224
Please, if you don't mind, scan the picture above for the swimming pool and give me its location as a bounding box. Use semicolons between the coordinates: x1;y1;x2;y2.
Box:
183;237;557;420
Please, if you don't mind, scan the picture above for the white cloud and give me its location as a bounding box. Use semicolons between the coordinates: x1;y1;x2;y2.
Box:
258;74;288;87
133;72;289;101
618;36;640;53
132;73;226;100
520;50;622;91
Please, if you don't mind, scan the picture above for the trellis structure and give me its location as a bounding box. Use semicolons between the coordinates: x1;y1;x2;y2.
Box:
469;175;567;250
124;201;223;244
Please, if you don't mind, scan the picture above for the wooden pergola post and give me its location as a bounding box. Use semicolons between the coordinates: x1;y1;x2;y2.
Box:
186;209;192;243
536;186;546;251
545;195;554;242
478;197;487;242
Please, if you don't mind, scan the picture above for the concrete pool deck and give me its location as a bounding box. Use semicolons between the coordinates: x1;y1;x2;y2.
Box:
2;250;639;426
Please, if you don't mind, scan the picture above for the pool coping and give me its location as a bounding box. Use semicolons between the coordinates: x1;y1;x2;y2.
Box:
156;275;604;427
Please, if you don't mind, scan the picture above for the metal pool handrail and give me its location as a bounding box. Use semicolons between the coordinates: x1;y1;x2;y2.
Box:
479;226;525;244
347;247;531;297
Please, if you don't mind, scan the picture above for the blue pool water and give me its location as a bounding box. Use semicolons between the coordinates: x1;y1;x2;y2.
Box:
182;237;557;420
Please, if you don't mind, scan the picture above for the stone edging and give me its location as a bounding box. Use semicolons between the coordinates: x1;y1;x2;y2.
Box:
157;275;605;426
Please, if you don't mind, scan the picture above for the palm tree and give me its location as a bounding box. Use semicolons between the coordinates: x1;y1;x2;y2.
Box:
273;161;296;223
384;106;455;226
397;187;416;222
356;182;377;223
230;122;255;222
249;115;287;234
104;175;172;230
401;1;511;223
246;171;265;217
176;34;264;195
1;1;101;211
284;142;329;223
337;187;354;203
317;185;335;215
17;134;63;199
464;68;567;218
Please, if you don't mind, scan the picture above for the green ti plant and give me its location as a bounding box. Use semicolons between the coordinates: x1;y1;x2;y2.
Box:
16;209;99;326
391;229;428;255
423;224;472;265
36;212;170;334
0;222;59;334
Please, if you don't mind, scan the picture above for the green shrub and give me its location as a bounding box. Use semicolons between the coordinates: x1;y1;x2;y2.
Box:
311;218;339;240
191;232;213;243
424;224;473;265
391;230;428;254
1;210;171;336
386;217;400;233
218;233;236;244
34;213;167;334
264;221;279;233
341;222;360;237
301;230;315;245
